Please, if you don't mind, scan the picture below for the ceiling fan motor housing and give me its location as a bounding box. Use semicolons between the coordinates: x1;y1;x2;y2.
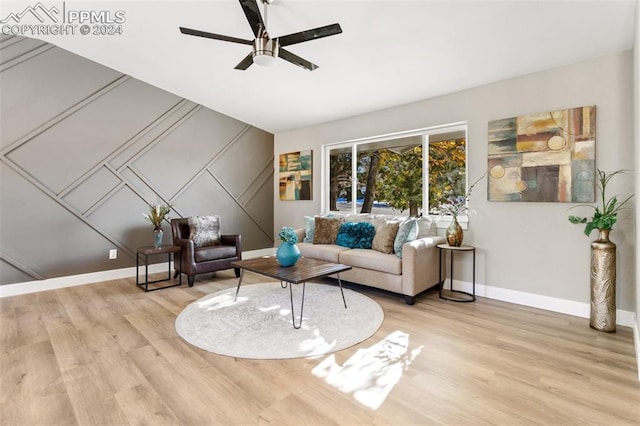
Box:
253;36;279;65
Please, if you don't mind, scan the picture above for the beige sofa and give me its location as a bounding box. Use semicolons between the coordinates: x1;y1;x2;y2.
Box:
294;213;446;304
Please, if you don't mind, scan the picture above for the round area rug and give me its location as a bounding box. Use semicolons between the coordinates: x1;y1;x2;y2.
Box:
175;282;384;359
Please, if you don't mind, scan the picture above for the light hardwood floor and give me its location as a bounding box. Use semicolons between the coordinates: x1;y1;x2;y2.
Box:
1;270;639;425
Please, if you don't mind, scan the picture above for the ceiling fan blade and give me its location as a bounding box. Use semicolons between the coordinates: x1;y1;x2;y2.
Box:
278;23;342;47
239;0;265;38
234;53;254;70
179;27;253;45
278;48;318;71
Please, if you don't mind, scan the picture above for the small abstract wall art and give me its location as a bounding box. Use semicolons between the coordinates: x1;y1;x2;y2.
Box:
279;150;313;200
487;105;595;202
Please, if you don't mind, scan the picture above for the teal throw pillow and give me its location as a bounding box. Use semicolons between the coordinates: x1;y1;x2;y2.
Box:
303;216;315;243
336;222;376;249
394;218;419;258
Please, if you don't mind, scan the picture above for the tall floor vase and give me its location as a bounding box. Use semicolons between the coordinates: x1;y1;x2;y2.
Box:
590;229;616;332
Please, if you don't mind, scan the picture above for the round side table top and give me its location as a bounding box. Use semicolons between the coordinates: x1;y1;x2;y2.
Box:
437;244;475;251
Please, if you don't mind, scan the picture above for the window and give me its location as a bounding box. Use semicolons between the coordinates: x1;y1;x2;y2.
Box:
323;123;467;226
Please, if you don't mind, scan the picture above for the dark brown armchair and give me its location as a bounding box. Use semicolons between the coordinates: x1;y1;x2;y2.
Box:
171;217;241;287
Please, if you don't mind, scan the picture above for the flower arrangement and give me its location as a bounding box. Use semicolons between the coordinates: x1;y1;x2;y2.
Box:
143;203;172;228
568;169;633;236
435;173;486;218
278;226;298;244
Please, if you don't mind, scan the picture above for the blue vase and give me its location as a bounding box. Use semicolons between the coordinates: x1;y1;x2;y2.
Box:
153;227;163;249
276;242;301;267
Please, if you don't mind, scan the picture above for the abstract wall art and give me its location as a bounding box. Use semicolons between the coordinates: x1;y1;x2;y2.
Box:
487;105;596;202
279;150;313;200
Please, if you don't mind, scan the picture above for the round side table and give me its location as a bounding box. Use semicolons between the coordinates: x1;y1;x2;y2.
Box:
437;243;476;302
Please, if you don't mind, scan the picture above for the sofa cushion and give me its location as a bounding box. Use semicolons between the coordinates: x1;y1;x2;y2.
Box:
394;218;419;258
336;222;376;249
188;215;221;247
339;248;402;275
372;219;400;254
313;216;344;244
297;242;349;263
416;216;437;238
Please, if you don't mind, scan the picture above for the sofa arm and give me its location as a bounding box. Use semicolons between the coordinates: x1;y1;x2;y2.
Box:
401;236;447;298
294;228;306;244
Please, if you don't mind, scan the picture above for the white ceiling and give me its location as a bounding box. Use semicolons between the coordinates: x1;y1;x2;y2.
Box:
22;0;639;133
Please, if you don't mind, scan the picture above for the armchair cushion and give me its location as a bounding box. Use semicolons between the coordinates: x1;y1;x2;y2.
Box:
188;215;221;247
194;245;238;263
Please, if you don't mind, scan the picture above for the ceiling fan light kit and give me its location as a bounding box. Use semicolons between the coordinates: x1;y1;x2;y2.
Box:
252;36;279;66
179;0;341;71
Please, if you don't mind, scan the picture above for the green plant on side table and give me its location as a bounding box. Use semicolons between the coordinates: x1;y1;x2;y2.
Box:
568;169;633;333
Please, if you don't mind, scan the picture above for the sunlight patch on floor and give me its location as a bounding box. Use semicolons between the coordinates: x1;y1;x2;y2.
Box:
311;331;422;409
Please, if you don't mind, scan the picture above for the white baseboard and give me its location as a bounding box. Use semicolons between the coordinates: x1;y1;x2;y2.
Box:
442;278;635;328
633;316;640;381
0;248;275;298
0;258;634;329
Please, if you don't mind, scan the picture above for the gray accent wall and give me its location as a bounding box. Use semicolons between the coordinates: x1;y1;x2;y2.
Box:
0;36;274;285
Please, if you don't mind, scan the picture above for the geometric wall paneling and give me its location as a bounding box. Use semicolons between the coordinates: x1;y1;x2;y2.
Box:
0;161;122;279
62;166;122;214
0;38;274;285
0;258;35;285
132;106;251;199
244;174;276;247
212;125;274;197
5;77;181;195
0;40;124;146
86;185;158;255
488;105;596;202
108;99;198;170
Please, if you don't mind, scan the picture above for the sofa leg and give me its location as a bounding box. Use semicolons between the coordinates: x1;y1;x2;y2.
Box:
234;268;240;278
188;275;195;287
404;295;416;305
173;269;180;279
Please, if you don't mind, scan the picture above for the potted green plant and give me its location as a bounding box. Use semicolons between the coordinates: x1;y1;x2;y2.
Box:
568;169;633;236
568;169;633;333
143;203;172;249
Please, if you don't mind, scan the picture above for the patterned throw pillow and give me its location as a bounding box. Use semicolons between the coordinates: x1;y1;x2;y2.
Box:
188;215;221;247
394;218;419;258
336;222;376;249
371;219;400;254
313;217;344;244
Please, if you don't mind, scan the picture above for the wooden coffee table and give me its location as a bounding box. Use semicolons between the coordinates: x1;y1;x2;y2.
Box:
231;257;352;329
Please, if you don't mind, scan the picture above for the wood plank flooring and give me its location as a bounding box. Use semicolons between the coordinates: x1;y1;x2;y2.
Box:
1;270;638;425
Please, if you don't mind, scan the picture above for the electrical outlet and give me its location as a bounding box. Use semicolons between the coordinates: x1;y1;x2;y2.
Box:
109;249;117;260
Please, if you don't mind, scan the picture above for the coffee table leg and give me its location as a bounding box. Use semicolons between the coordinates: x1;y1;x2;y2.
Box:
336;273;347;309
234;269;245;301
289;281;306;329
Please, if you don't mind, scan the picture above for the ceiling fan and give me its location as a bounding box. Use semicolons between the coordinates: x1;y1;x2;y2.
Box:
179;0;342;71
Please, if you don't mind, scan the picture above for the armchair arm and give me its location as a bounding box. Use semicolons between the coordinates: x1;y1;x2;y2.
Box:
173;237;196;274
221;234;242;259
401;236;447;297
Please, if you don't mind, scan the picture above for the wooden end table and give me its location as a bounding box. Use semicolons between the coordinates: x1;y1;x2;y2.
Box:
136;245;182;292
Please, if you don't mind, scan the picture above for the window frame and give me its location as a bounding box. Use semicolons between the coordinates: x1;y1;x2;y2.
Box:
321;122;469;229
